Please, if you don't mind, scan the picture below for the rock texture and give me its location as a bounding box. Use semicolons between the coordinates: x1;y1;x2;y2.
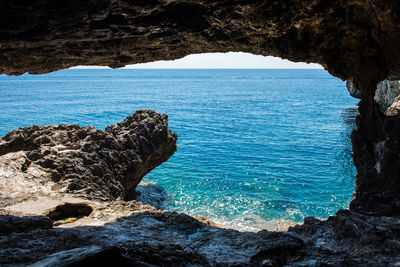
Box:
0;0;399;85
346;80;361;99
346;80;400;112
350;87;400;215
385;95;400;116
0;110;177;202
0;0;399;216
375;80;400;113
1;115;400;266
344;80;400;216
2;199;400;266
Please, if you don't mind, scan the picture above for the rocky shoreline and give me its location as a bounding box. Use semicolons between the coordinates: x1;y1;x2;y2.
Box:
1;0;400;264
2;110;400;266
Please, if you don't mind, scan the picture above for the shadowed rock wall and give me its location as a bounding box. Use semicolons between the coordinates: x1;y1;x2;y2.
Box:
0;0;400;84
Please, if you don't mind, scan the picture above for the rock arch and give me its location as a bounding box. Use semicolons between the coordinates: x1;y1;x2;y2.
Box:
1;0;400;214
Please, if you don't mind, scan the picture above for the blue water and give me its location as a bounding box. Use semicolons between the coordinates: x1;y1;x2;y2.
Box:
0;69;358;229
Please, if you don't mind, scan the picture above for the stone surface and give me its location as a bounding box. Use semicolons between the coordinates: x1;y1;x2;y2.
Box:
0;110;177;201
344;79;400;215
350;87;400;216
346;80;400;112
385;96;400;116
375;80;400;113
0;0;400;86
1;198;400;266
346;80;361;99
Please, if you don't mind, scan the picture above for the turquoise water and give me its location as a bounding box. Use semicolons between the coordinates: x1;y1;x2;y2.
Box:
0;69;358;229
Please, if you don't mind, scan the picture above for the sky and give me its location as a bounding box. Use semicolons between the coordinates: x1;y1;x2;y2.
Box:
72;52;323;69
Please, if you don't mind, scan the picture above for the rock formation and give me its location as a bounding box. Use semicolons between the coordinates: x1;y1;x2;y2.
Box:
0;110;177;202
0;0;399;84
2;0;400;265
2;199;400;265
0;0;400;216
346;80;361;99
346;80;400;113
375;80;400;113
344;79;400;216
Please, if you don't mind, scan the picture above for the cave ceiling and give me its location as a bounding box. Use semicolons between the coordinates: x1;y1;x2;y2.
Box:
0;0;399;89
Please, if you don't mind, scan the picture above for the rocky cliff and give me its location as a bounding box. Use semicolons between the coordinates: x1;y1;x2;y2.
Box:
346;80;400;113
345;80;400;215
0;110;177;203
1;129;400;265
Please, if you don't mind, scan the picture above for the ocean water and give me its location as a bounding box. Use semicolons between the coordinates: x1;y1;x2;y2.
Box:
0;69;358;231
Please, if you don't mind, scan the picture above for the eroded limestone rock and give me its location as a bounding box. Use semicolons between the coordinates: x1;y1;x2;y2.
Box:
346;79;400;113
345;80;400;215
0;110;177;201
375;80;400;113
0;0;400;85
0;0;400;218
1;199;400;266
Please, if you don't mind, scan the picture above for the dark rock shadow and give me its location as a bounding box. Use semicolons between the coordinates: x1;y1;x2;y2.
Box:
341;105;359;132
125;181;169;210
0;208;305;266
2;207;400;266
337;105;359;180
0;211;52;235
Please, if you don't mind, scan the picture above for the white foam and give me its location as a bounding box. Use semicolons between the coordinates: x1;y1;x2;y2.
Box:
138;179;298;232
210;214;298;232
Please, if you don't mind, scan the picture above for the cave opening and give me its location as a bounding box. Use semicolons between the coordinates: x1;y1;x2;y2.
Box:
0;53;359;231
1;1;400;264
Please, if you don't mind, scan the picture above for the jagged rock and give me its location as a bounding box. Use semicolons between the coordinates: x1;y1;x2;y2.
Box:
344;79;400;215
346;80;400;113
0;0;399;217
0;0;400;86
0;110;177;201
346;80;361;99
1;111;400;266
375;80;400;113
385;96;400;116
1;198;400;266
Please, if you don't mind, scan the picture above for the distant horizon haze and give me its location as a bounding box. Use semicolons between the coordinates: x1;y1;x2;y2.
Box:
71;52;323;70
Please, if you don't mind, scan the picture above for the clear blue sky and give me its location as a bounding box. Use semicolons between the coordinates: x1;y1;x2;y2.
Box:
72;52;323;69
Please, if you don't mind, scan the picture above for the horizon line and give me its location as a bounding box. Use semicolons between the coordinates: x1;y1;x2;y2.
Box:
70;67;324;70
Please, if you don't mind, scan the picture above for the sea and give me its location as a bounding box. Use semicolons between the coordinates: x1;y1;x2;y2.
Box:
0;69;359;231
